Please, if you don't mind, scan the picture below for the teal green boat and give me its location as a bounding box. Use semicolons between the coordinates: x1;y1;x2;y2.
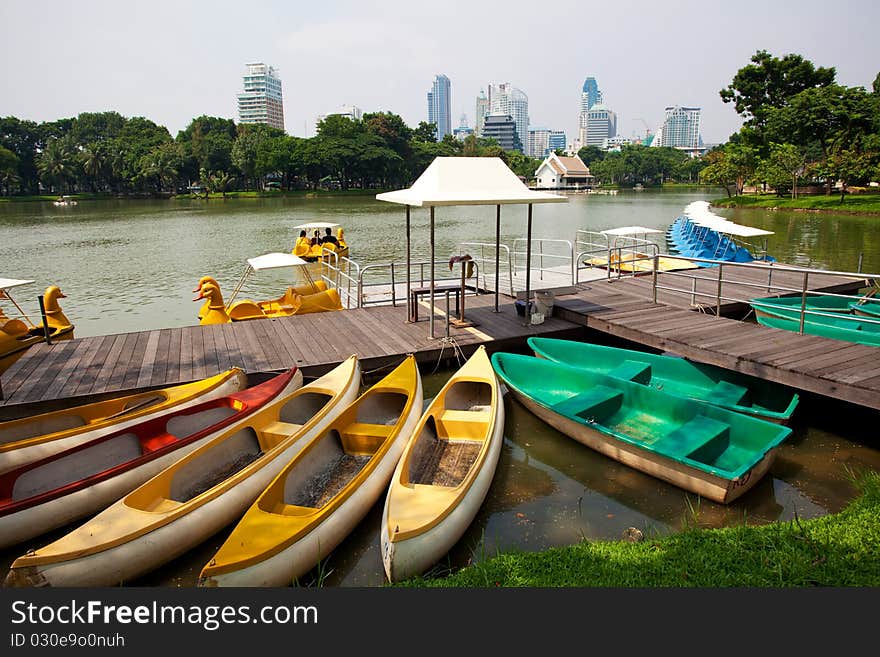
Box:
491;352;793;504
749;294;880;347
527;337;799;424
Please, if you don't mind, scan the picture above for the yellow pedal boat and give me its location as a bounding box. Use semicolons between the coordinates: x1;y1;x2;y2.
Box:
292;222;349;262
198;354;422;587
1;280;75;375
381;346;504;582
4;356;360;587
195;253;342;325
0;368;247;474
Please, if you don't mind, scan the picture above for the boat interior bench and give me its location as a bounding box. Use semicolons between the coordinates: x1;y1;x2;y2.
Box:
434;408;492;441
341;422;394;455
409;285;461;322
606;360;653;385
553;385;624;421
658;415;731;463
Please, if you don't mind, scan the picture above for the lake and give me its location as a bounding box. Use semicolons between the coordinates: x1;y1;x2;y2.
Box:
1;189;878;586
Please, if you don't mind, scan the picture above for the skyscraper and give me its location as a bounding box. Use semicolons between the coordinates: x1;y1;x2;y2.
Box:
528;127;551;158
488;83;528;154
584;104;617;147
237;63;284;131
427;74;452;141
474;89;489;137
578;76;603;147
481;115;520;152
656;106;702;148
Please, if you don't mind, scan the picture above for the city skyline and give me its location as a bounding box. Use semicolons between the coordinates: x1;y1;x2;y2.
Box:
2;0;878;147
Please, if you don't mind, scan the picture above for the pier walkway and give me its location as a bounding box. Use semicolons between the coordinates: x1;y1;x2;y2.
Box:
1;264;877;418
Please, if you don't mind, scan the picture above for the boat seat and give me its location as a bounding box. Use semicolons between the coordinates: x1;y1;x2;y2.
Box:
552;385;624;422
435;408;491;441
658;415;731;464
606;359;652;385
340;422;394;455
709;380;750;407
260;420;304;449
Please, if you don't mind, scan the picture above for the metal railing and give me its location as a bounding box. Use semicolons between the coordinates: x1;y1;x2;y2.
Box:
511;237;574;283
357;259;480;309
458;241;513;296
319;250;360;309
576;230;661;282
648;253;879;334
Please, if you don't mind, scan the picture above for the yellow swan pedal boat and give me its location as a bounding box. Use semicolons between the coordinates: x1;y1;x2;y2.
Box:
292;222;349;262
0;281;75;375
3;356;363;588
195;253;342;325
381;346;504;582
198;354;422;587
0;368;248;474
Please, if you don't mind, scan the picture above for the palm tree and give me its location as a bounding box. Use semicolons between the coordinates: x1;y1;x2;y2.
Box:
207;171;234;198
80;143;106;192
38;139;76;194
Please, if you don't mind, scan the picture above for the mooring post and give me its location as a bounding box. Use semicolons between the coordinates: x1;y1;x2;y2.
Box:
37;294;53;345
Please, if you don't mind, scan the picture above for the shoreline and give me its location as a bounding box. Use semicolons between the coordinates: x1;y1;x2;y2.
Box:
712;195;880;216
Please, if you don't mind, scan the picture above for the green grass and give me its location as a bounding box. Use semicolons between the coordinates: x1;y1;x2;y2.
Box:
713;193;880;214
393;470;880;588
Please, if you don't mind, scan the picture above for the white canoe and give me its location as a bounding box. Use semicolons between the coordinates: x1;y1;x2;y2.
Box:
3;356;361;587
381;346;504;582
198;355;422;587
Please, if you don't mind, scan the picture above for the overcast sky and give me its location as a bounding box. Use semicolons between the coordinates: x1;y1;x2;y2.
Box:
2;0;878;147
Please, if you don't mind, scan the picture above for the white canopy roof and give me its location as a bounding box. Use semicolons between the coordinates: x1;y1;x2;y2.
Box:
376;157;568;207
0;278;35;292
601;226;663;236
682;202;774;237
292;222;341;231
246;253;309;271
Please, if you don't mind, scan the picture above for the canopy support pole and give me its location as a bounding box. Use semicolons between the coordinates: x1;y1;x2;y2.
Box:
405;206;412;323
494;204;501;312
429;206;436;339
524;203;533;326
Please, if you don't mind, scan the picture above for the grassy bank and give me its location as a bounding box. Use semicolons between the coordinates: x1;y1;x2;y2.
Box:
396;470;880;587
713;193;880;215
2;189;386;203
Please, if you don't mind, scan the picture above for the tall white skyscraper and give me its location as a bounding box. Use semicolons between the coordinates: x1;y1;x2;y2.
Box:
578;76;604;147
656;106;702;148
475;89;489;137
488;83;528;153
237;62;284;131
427;74;452;140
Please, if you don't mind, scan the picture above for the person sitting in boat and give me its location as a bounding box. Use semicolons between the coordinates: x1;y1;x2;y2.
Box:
293;230;310;257
310;230;321;247
321;226;339;246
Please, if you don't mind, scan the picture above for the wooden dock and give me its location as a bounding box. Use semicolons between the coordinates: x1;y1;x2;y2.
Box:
1;264;876;419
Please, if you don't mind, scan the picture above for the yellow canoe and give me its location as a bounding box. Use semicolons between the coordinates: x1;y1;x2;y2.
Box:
198;354;422;587
3;356;362;587
381;346;504;582
585;252;699;274
0;368;248;473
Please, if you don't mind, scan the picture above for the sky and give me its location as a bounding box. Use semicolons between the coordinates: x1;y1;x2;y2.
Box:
2;0;879;147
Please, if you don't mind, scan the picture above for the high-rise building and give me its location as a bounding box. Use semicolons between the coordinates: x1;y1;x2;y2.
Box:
481;114;521;152
453;114;473;141
237;62;284;131
656;106;702;148
578;76;603;146
488;83;528;154
315;105;363;132
584;104;617;147
549;130;567;153
427;74;452;141
528;127;551;159
474;89;489;137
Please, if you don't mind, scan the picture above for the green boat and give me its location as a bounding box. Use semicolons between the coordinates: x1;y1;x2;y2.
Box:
528;337;799;424
490;352;793;504
749;294;880;347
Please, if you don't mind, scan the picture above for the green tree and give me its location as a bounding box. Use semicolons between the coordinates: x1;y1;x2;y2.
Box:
37;138;77;193
0;145;19;195
0;117;42;194
577;145;605;166
720;50;836;138
412;121;437;143
699;149;738;197
80;142;108;192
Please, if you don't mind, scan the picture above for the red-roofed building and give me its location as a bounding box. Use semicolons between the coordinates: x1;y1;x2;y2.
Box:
534;152;593;189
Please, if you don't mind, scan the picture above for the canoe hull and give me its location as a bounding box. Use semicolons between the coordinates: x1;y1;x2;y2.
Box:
381;405;504;582
4;361;365;587
509;388;774;505
0;369;248;474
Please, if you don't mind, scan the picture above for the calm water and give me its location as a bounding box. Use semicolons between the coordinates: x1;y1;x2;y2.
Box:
1;190;878;586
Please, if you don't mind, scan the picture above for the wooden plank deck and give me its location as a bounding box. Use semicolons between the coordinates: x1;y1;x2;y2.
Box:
1;264;876;419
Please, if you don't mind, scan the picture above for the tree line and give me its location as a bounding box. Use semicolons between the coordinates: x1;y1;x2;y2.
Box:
700;50;880;200
0;111;545;197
